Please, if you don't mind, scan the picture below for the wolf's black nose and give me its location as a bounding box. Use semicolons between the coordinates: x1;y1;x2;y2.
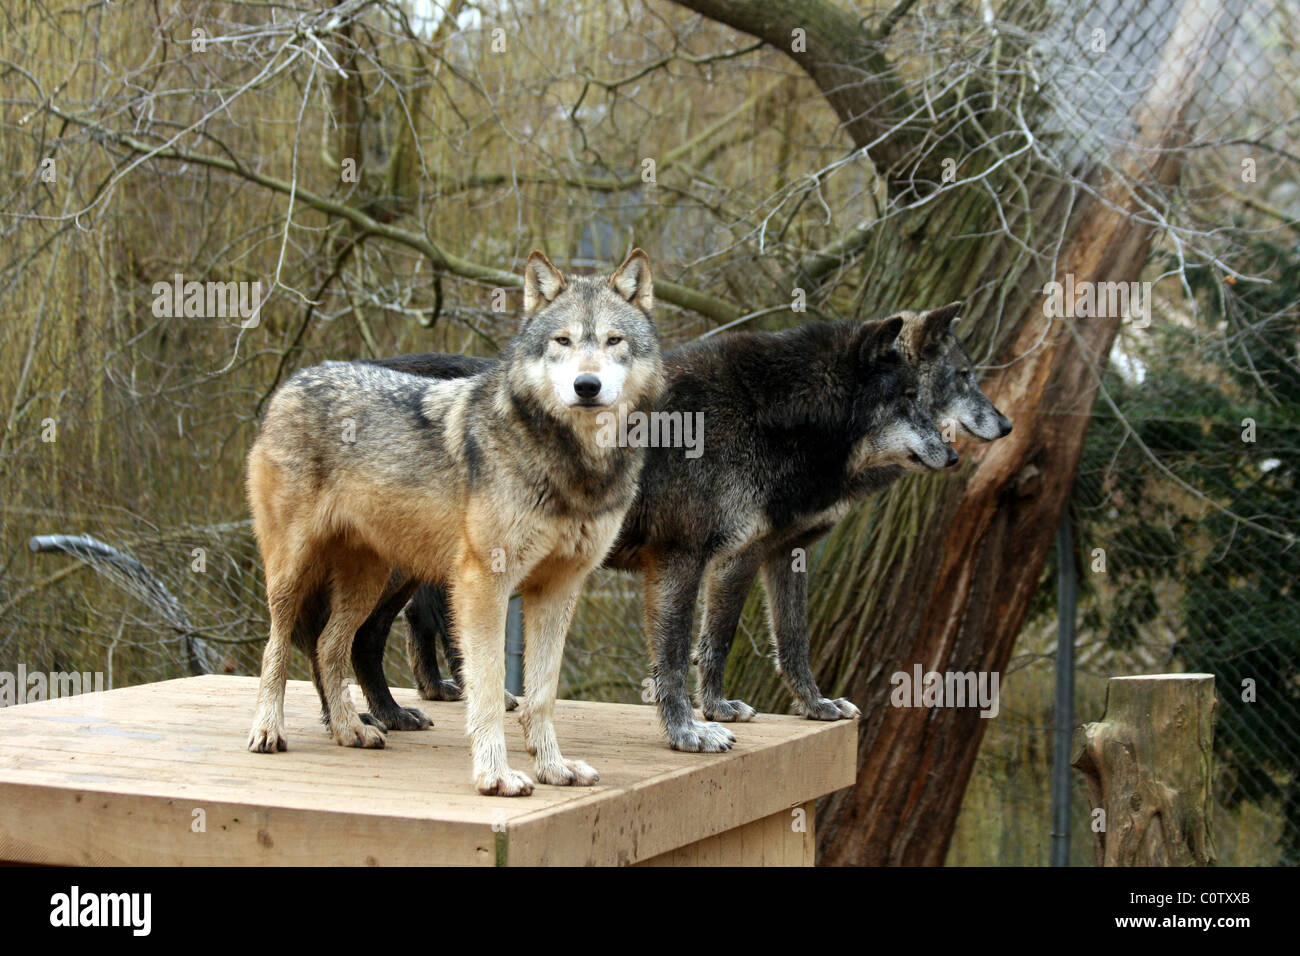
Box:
997;414;1013;437
574;374;602;399
945;446;959;468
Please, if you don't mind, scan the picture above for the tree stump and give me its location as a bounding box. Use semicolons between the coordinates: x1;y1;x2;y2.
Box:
1071;674;1217;866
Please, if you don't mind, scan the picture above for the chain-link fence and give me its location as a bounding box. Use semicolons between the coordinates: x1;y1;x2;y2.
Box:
949;235;1300;865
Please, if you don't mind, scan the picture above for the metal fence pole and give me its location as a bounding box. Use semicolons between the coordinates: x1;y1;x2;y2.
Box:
1051;514;1078;866
505;594;524;697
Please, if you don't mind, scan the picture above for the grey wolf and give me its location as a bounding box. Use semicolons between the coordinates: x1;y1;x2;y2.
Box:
245;249;664;796
304;304;1011;751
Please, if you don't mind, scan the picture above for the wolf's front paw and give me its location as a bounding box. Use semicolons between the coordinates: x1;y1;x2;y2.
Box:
247;724;287;753
668;720;735;753
418;678;462;701
801;696;860;720
703;698;757;722
367;706;433;731
536;759;599;787
334;721;387;748
476;768;535;797
248;708;287;753
831;697;861;718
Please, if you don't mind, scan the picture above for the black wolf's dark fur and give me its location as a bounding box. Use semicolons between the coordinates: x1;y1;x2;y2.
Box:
609;322;912;565
370;352;496;379
599;321;923;738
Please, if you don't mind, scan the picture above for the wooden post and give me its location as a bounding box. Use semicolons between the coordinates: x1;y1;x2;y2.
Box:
1071;674;1217;866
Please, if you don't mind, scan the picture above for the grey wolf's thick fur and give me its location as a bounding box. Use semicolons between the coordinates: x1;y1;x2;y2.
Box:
246;250;663;795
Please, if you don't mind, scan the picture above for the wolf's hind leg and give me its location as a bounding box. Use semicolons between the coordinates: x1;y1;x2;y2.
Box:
696;550;762;723
353;577;432;731
286;585;333;727
318;551;391;748
304;605;392;729
642;551;735;752
455;558;532;796
249;557;317;753
520;572;598;786
760;553;859;721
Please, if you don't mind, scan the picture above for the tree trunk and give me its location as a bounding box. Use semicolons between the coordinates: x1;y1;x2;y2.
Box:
819;0;1228;867
1072;675;1218;866
669;0;1233;864
671;0;913;173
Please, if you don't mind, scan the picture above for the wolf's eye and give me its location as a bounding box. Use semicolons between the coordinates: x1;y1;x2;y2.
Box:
607;336;623;346
555;336;571;346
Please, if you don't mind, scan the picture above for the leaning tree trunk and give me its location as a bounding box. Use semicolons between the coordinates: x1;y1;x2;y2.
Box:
1072;675;1218;866
816;0;1229;867
670;0;1233;864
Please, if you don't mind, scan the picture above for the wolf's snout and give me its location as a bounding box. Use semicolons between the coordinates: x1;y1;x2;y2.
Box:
997;413;1013;437
944;446;959;469
573;374;602;400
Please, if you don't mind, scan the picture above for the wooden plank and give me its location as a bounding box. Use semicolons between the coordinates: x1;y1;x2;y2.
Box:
0;785;495;866
634;804;817;867
762;805;787;864
695;820;721;867
715;818;748;865
0;676;856;865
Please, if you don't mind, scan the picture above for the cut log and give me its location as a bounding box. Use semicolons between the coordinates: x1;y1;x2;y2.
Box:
1071;674;1217;866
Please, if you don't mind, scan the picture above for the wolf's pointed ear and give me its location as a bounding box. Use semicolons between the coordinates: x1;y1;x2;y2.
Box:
857;315;904;364
610;248;654;314
909;301;962;355
924;300;962;338
928;301;963;330
523;250;566;316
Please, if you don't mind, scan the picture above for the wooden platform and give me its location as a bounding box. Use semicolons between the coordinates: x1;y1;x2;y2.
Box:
0;675;856;866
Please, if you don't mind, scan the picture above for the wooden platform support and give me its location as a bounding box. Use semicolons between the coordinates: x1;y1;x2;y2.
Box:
1071;674;1217;866
0;676;855;866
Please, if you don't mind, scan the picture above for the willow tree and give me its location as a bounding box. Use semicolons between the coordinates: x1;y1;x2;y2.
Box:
668;0;1250;864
